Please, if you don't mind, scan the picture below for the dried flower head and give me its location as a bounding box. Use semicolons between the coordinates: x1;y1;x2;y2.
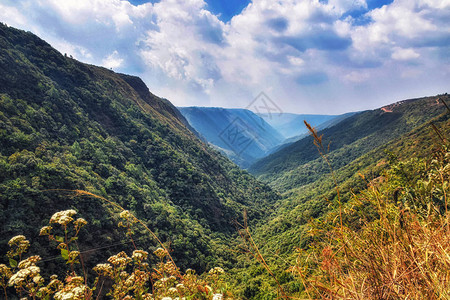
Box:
73;218;87;229
132;250;148;261
39;226;53;236
154;247;167;259
7;235;30;258
93;263;113;277
107;251;131;267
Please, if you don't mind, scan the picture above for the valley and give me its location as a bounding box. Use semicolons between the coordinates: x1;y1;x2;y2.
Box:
0;22;449;300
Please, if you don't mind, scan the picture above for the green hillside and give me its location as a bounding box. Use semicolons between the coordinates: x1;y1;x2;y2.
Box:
229;98;450;298
0;23;279;274
250;96;449;190
1;22;449;300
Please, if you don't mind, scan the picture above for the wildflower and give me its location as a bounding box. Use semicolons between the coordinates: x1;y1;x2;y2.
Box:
67;276;84;284
7;235;30;257
8;235;27;246
93;263;112;276
8;264;41;286
119;271;129;279
132;250;148;261
120;210;132;219
73;218;87;229
54;283;88;300
33;274;43;284
124;274;135;287
39;226;52;236
208;267;224;275
18;256;41;269
107;251;131;267
142;293;153;300
0;264;12;277
213;294;223;300
168;287;178;294
160;277;170;283
154;247;167;258
50;210;77;226
68;251;80;261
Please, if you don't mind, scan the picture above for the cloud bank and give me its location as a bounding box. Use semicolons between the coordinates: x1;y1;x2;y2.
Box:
0;0;448;113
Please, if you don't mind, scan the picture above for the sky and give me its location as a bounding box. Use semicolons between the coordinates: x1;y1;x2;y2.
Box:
0;0;448;114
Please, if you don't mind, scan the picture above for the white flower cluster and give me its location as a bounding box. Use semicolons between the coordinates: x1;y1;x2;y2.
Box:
54;285;88;300
212;293;223;300
119;210;132;219
8;256;42;287
73;218;87;228
208;267;225;275
93;263;112;276
50;210;77;226
132;250;148;261
8;235;27;246
107;251;131;267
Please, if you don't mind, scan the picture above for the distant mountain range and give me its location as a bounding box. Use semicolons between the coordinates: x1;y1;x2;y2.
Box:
257;113;337;139
179;107;355;167
249;96;449;190
178;107;284;167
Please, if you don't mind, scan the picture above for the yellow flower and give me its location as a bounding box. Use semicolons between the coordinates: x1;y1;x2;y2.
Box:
132;250;148;261
39;226;53;236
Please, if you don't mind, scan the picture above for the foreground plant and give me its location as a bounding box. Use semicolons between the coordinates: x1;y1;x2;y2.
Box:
1;205;233;299
291;122;450;299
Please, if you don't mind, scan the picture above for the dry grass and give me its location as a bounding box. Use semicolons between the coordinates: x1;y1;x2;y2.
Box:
290;119;450;299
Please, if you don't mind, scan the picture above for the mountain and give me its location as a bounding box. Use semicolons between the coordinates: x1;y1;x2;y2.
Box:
231;96;449;298
257;112;355;139
0;23;279;272
178;107;284;167
249;96;449;189
234;103;450;298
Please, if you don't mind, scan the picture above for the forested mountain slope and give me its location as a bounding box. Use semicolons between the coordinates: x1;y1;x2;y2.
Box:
0;23;279;272
231;97;450;298
250;95;449;190
178;107;284;167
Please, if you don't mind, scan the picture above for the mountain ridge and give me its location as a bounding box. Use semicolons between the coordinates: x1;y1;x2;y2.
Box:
178;106;284;167
0;23;279;272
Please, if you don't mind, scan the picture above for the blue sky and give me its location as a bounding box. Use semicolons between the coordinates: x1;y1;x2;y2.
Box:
0;0;448;114
204;0;251;22
125;0;251;22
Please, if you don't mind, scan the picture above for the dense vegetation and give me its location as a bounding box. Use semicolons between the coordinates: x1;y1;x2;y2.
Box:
230;97;450;298
1;23;449;299
250;96;449;186
0;23;279;278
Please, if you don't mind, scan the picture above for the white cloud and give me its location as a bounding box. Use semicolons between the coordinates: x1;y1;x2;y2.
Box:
0;0;448;113
0;4;28;27
343;70;371;83
392;48;420;61
102;50;124;69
